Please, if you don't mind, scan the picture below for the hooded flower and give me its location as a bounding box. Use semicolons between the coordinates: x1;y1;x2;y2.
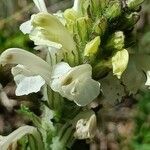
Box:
20;0;76;54
20;12;76;53
29;12;76;51
0;48;51;96
20;0;47;34
0;48;51;81
50;62;100;106
0;48;100;106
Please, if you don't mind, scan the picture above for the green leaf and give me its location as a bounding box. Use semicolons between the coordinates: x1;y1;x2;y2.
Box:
121;54;150;94
99;72;126;107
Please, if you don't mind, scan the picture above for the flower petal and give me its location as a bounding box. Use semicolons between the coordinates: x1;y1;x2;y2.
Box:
15;74;45;96
30;12;76;52
11;65;45;95
0;48;51;83
11;64;33;77
50;63;92;93
50;63;100;106
73;77;100;106
20;20;33;34
67;63;92;79
30;28;62;49
51;62;71;78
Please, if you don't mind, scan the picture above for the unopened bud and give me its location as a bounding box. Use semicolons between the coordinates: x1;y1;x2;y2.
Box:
104;0;121;20
112;49;129;79
93;17;107;35
105;31;125;52
84;36;101;62
64;9;78;22
76;17;89;42
99;0;109;13
89;0;101;18
64;8;79;33
126;0;144;10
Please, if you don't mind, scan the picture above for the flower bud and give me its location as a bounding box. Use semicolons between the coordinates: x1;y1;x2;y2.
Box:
93;17;107;35
89;0;101;18
73;0;89;16
73;0;83;13
33;0;47;12
99;0;109;12
105;31;125;52
76;17;89;42
126;0;144;10
74;114;97;139
104;0;121;20
64;9;78;22
112;49;129;79
84;36;101;62
64;8;79;34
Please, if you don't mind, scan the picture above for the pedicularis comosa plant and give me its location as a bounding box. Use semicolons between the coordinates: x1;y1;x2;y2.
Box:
0;0;149;149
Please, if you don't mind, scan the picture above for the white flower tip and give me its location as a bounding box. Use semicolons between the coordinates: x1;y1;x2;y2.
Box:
73;0;80;12
145;71;150;89
20;20;33;34
33;0;47;12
